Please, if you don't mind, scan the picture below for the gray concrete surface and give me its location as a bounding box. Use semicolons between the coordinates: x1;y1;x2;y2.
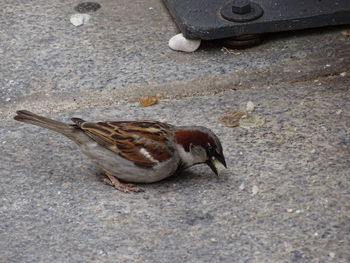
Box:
1;0;350;262
1;76;350;262
0;0;349;118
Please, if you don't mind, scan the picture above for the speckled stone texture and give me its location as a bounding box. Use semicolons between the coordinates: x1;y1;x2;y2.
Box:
1;0;350;261
0;0;349;118
1;76;349;262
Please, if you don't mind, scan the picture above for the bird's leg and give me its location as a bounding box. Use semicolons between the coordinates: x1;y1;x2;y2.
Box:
103;171;143;193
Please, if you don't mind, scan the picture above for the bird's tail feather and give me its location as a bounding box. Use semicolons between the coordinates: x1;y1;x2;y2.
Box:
14;110;75;138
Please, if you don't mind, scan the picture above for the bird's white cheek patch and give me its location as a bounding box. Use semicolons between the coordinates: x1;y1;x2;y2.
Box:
140;148;159;163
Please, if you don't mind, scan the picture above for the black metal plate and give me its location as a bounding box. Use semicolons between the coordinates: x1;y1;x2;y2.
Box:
163;0;350;40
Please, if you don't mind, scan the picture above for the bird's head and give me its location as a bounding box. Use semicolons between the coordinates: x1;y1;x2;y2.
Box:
175;126;227;175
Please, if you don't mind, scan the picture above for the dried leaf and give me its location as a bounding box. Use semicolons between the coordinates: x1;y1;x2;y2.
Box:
139;96;158;107
341;29;350;36
221;47;241;55
219;111;246;127
239;114;265;128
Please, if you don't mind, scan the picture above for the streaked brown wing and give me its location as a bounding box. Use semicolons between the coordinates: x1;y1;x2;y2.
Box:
76;120;174;168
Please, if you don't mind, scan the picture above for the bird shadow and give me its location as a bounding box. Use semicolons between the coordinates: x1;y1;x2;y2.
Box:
94;167;230;193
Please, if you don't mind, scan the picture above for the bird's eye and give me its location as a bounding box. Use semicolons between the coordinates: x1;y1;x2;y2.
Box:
206;145;215;155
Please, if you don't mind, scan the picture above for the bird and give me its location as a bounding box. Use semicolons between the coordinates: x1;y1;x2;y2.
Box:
14;110;227;193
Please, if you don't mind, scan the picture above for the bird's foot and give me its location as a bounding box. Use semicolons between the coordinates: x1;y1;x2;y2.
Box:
103;172;143;193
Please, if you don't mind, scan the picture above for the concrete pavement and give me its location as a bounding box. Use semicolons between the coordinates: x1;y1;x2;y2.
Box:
1;0;349;119
1;0;350;262
2;75;350;262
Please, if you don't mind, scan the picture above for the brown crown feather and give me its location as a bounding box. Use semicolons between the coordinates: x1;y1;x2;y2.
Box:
175;130;215;152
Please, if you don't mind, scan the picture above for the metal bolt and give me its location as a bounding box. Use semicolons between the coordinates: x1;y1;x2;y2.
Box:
231;0;251;15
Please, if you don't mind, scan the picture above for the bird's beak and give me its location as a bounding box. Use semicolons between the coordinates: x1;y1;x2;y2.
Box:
206;154;227;176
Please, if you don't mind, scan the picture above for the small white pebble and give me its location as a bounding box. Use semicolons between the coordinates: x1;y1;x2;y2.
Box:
70;13;91;27
252;185;258;195
295;209;301;214
168;33;201;52
246;101;255;113
335;109;342;115
5;98;11;102
325;64;331;68
287;208;293;213
210;238;217;243
314;232;318;237
340;72;347;77
149;7;154;10
239;182;245;191
57;191;61;195
329;252;335;258
239;151;243;155
310;149;316;154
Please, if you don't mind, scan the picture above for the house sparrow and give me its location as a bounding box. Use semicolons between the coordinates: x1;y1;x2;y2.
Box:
14;110;227;193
